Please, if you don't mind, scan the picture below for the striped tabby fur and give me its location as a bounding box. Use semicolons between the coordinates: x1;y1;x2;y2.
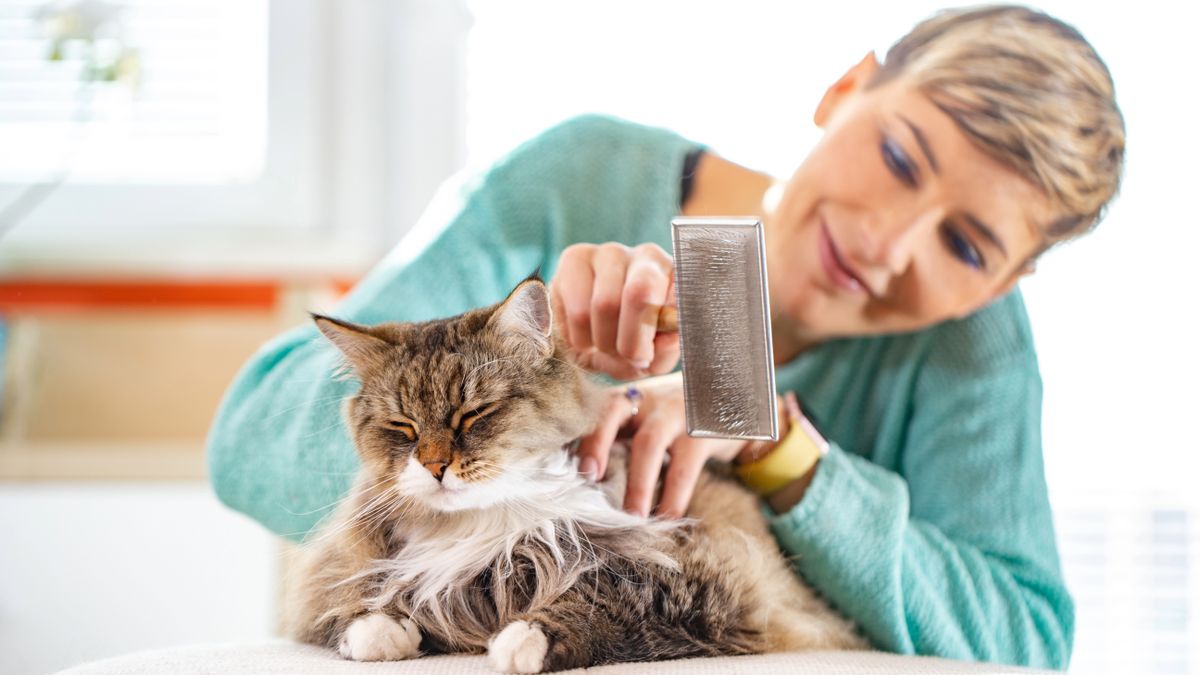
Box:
285;276;866;672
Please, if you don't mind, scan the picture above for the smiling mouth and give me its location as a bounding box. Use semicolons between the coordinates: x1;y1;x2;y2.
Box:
818;222;871;296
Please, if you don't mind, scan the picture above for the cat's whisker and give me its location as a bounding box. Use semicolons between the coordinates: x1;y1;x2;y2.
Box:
466;457;579;476
296;418;360;440
294;467;360;477
281;476;394;519
298;481;401;546
259;393;357;421
462;355;523;381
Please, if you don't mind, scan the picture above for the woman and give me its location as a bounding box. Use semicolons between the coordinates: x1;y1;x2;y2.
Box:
207;5;1124;670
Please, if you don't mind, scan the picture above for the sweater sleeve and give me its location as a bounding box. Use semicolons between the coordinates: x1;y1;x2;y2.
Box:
767;305;1074;669
206;115;697;540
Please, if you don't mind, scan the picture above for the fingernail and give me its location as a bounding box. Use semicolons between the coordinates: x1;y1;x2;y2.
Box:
579;456;598;481
632;359;650;370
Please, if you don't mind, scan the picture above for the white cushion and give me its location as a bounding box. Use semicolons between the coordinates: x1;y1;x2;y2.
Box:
59;640;1055;674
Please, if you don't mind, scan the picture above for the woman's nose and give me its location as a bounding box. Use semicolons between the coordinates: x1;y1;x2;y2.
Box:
856;206;943;275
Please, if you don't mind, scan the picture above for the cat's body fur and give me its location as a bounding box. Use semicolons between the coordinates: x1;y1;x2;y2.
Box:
286;278;866;672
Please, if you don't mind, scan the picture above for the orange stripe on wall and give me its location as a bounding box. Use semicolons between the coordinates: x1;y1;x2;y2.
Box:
0;280;280;312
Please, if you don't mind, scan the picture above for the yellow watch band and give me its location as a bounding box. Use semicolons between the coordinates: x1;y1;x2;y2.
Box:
734;403;827;497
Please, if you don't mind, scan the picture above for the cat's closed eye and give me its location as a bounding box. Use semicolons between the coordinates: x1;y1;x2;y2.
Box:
460;413;483;434
456;401;503;436
385;419;418;442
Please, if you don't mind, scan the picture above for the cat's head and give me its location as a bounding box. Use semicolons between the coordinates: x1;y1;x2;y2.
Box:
313;276;603;512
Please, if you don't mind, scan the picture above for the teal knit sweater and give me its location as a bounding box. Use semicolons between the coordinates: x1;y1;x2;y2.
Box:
206;115;1073;670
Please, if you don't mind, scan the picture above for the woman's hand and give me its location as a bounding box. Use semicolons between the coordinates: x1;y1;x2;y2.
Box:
549;242;680;381
576;372;747;519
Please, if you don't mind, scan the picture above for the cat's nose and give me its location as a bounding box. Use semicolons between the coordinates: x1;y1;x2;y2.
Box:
423;462;448;482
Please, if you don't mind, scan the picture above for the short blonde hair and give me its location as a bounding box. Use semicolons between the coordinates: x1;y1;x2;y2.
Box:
871;5;1125;248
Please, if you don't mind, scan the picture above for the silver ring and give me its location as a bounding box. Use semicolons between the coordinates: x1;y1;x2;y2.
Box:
624;386;643;417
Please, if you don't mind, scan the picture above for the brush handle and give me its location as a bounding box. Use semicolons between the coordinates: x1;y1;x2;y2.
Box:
656;305;679;333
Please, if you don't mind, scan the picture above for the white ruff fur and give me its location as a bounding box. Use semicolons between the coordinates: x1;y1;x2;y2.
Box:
354;448;680;628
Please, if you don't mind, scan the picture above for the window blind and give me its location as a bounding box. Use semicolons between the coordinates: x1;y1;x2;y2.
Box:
0;0;267;183
1058;491;1199;674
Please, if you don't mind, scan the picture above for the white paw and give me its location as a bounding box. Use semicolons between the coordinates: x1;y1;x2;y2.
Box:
487;620;548;673
337;613;421;661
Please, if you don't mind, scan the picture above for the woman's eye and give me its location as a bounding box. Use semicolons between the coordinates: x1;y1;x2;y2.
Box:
941;225;985;270
881;138;918;187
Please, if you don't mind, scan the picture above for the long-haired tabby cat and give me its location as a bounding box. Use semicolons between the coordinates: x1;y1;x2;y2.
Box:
286;275;866;672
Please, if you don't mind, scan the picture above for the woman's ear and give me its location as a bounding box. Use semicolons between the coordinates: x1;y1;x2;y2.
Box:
814;52;880;128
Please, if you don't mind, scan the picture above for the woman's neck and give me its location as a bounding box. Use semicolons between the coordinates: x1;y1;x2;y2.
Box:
770;310;821;365
679;152;774;218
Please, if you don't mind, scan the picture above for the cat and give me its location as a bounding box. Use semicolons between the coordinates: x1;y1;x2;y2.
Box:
284;275;867;673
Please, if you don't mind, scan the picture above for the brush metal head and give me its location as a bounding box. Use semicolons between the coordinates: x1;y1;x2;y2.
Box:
671;217;778;441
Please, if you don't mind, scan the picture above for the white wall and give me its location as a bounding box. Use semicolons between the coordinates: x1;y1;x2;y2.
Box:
0;483;279;674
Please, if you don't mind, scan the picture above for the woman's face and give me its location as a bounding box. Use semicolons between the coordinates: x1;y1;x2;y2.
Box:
765;55;1058;343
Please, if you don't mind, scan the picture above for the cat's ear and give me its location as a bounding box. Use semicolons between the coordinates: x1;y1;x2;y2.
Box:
488;278;553;359
312;314;390;371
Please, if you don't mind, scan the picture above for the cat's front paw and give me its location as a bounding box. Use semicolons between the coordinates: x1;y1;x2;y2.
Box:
337;613;421;661
487;620;549;673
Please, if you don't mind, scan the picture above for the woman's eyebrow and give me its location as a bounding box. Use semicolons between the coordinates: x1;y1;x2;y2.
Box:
898;114;1010;258
964;213;1009;258
899;115;939;174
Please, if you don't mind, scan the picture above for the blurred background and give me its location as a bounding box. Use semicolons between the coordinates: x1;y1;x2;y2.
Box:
0;0;1196;673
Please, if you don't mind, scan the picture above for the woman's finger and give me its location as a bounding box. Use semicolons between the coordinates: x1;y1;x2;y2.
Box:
550;245;597;354
646;264;681;374
623;412;683;516
549;280;570;345
590;243;631;361
656;438;710;519
575;349;643;381
616;246;673;366
575;390;631;481
646;330;680;376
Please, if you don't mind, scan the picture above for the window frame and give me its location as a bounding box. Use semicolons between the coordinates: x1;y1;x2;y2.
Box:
0;0;470;277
